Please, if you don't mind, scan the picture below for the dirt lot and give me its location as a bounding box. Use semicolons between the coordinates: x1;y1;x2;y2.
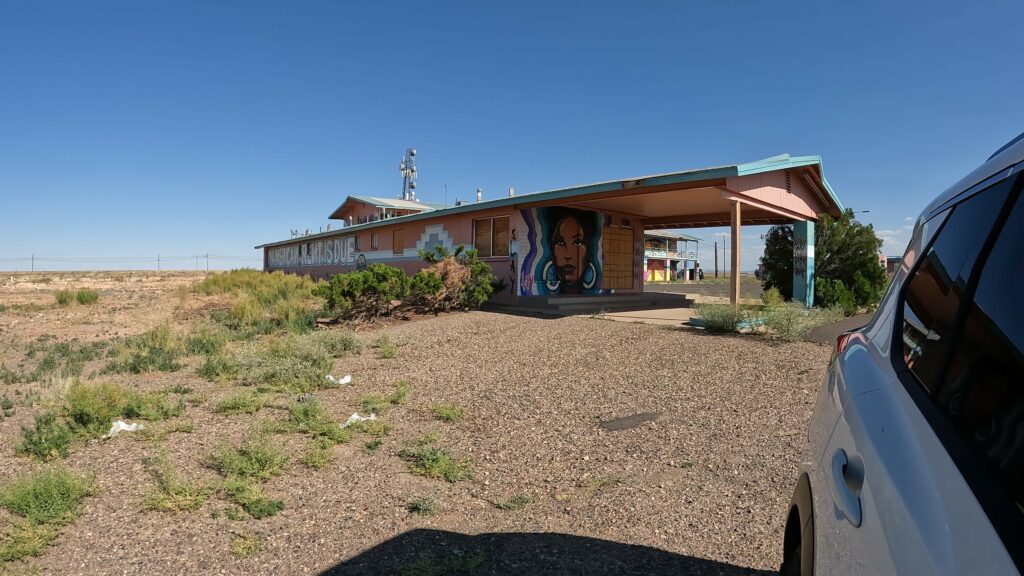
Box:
0;272;830;575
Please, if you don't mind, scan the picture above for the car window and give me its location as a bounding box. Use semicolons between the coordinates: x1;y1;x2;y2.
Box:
900;180;1013;393
935;191;1024;514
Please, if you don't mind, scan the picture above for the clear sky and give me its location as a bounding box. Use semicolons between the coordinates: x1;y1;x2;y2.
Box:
2;1;1022;272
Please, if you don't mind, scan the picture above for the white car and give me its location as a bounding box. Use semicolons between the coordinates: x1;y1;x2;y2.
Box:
781;132;1024;575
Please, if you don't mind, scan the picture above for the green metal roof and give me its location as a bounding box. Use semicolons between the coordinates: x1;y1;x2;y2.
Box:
257;154;842;249
645;229;701;242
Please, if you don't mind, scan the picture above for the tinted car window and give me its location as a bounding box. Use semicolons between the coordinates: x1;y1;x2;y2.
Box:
901;180;1013;392
936;192;1024;511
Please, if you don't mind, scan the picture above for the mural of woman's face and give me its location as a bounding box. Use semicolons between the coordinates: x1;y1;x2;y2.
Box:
553;216;587;283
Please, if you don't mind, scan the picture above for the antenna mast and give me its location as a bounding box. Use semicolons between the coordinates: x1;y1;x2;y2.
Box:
399;147;418;201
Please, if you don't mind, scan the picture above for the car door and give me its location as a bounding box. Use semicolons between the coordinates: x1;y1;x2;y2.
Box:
815;173;1024;575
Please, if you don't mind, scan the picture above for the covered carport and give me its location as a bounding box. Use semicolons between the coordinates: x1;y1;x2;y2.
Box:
531;154;844;307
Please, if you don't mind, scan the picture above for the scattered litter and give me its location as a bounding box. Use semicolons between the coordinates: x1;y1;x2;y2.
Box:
342;412;377;428
105;419;144;439
296;393;317;404
325;374;352;386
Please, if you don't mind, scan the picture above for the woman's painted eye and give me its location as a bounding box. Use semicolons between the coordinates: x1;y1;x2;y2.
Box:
573;239;584;246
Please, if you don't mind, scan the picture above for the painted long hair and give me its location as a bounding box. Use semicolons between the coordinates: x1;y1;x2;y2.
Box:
531;206;602;295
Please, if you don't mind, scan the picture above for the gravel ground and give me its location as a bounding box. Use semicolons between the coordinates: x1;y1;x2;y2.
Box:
0;275;831;575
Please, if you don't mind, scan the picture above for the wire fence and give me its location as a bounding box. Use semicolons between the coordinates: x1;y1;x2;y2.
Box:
0;254;263;272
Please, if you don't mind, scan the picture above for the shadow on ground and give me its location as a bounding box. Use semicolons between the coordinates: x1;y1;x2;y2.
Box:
321;529;775;576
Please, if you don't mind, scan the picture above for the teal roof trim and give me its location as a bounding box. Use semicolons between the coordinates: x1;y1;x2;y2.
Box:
257;153;843;249
736;154;845;212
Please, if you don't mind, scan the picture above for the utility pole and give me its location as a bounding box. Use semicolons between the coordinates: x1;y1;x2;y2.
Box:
31;254;34;273
157;254;161;272
714;241;718;278
205;253;209;272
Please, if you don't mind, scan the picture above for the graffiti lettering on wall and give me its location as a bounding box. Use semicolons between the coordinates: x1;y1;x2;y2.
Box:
267;236;356;268
793;238;808;280
519;207;602;295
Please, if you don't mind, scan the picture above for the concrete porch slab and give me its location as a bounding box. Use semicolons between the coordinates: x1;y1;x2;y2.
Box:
595;306;698;327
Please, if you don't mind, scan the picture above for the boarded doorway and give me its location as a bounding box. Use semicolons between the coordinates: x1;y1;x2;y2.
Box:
602;226;634;290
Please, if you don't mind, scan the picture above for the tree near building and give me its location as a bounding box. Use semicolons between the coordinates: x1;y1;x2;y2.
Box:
760;208;887;314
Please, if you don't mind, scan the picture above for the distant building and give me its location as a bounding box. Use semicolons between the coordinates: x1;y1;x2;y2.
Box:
885;256;901;277
255;154;844;307
643;230;700;282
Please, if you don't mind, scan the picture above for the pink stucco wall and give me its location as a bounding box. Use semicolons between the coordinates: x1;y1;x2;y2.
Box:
264;203;644;305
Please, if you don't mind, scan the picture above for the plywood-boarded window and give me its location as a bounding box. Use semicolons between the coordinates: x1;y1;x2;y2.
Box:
393;230;404;255
602;226;634;290
493;217;510;257
474;218;493;256
473;216;510;257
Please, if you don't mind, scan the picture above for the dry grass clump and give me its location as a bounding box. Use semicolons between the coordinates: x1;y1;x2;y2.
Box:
196;270;321;335
103;324;185;374
213;391;266;415
197;331;360;393
142;453;212;512
357;381;410;414
15;381;188;461
429;404;464;423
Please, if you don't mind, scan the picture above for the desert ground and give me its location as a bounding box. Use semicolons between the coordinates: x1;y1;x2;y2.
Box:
0;271;830;575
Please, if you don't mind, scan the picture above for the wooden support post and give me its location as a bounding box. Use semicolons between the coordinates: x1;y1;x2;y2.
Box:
730;200;741;306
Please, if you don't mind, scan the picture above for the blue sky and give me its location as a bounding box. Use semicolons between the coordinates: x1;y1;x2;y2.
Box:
2;1;1022;271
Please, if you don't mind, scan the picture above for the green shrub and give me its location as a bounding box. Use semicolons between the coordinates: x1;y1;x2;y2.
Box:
75;289;99;305
142;454;212;512
65;382;184;438
374;335;398;359
761;286;784;308
65;381;129;436
243;337;332;392
300;438;335;470
197;352;239;381
316;264;411;321
221;478;284;519
694;304;748;333
16;412;73;461
0;467;95;525
358;381;411;414
185;326;228;355
496;494;532;511
762;303;806;342
286;400;351;444
430;404;464;423
103;324;184;374
213;391;266;415
123;391;185;421
817;278;858;316
205;435;288;481
346;419;392;437
408;270;444;309
306;330;361;357
24;338;106;382
54;291;73;306
0;521;58;562
230;532;263;557
398;445;472;482
406;496;439;516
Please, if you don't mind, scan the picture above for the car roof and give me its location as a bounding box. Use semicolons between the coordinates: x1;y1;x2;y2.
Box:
924;131;1024;218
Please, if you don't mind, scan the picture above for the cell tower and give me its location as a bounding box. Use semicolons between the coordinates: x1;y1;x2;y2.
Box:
399;147;417;201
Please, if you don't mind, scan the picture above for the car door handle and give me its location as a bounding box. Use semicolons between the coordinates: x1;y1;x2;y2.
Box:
831;449;864;527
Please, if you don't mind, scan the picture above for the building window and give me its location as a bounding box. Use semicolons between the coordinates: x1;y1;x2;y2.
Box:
393;230;404;255
370;233;378;250
473;216;510;257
